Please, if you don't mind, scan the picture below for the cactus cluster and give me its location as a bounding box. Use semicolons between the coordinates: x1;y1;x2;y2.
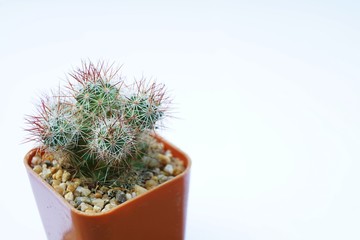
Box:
26;61;169;187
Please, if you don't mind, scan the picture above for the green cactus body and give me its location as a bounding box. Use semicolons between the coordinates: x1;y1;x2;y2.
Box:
26;61;169;187
89;117;135;161
37;100;80;150
124;95;164;130
75;81;120;116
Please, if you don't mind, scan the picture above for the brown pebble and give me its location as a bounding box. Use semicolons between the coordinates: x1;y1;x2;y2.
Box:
54;169;63;181
52;180;61;187
62;171;71;183
33;165;42;174
145;180;158;190
54;185;65;195
173;165;185;176
50;167;58;174
157;153;171;165
94;192;103;198
73;178;82;186
42;153;54;161
66;183;76;192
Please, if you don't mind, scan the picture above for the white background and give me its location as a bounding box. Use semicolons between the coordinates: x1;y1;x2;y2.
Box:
1;1;360;239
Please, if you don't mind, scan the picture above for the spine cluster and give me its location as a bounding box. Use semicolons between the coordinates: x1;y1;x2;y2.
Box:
26;61;169;186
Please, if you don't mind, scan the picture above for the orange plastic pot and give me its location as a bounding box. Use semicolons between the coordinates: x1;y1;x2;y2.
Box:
24;135;191;240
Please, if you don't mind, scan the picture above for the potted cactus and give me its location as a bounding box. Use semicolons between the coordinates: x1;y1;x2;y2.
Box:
24;61;191;240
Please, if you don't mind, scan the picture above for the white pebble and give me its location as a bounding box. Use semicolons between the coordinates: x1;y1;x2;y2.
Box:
64;192;74;201
40;168;52;179
54;169;63;180
125;193;132;200
92;198;105;209
62;171;71;183
101;203;116;212
80;202;92;212
59;183;67;191
31;156;42;165
76;186;91;197
93;205;102;213
164;164;174;175
52;160;58;167
134;185;148;196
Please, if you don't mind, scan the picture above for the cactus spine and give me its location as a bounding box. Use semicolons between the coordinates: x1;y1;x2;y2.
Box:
26;61;169;187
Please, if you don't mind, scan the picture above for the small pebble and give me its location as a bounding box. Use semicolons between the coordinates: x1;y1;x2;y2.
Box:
94;192;102;198
164;164;174;175
157;153;171;165
134;185;148;196
54;185;65;195
92;198;105;209
80;202;93;212
145;180;158;190
93;205;102;213
66;182;76;192
42;153;54;161
173;165;185;176
116;191;127;203
33;165;42;174
125;193;132;200
73;178;82;186
54;169;63;181
40;168;52;179
50;167;58;174
101;204;114;212
75;197;92;205
64;192;74;201
148;158;160;168
59;183;67;191
76;186;91;197
31;155;42;165
157;174;168;184
52;180;61;187
62;171;71;183
164;150;172;157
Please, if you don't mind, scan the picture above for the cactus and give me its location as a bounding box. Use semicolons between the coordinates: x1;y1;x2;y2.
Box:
26;61;169;187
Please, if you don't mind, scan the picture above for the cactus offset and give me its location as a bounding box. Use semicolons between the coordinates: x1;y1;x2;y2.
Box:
25;61;170;187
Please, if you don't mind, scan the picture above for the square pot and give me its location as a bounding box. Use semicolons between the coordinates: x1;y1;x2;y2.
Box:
24;135;191;240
